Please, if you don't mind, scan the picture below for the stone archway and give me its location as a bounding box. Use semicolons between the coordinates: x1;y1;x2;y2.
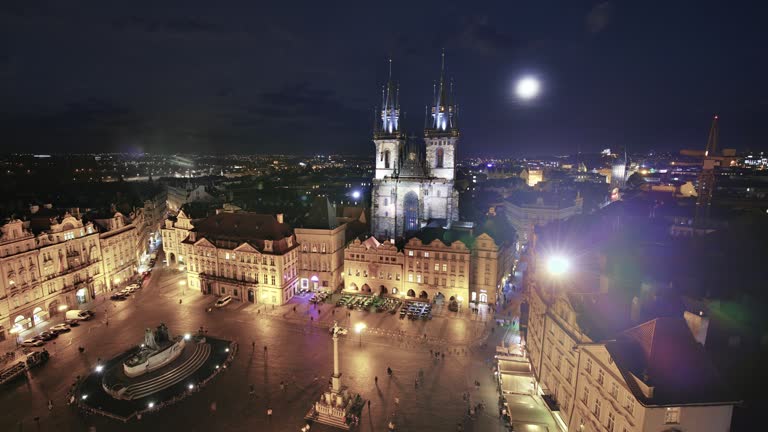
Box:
419;291;428;300
361;284;372;294
349;283;358;291
407;289;416;297
435;292;445;304
379;286;388;295
48;299;60;317
32;307;45;325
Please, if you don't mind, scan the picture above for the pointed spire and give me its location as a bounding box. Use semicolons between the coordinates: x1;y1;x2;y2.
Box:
375;57;402;139
426;50;458;135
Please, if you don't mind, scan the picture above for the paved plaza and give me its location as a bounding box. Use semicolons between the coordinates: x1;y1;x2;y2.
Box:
0;260;560;432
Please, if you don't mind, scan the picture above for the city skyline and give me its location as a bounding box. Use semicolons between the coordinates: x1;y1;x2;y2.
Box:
2;1;767;156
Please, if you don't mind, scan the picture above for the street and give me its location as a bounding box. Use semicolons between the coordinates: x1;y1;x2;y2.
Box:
0;263;554;432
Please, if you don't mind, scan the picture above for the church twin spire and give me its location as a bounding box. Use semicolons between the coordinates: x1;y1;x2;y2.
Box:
374;52;458;139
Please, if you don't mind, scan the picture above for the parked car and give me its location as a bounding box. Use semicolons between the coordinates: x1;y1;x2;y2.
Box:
110;294;127;301
49;324;71;334
215;296;232;308
65;310;93;321
64;319;80;327
38;331;58;341
21;339;45;348
127;283;141;290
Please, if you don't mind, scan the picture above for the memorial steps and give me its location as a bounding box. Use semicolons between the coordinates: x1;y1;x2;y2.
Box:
123;343;211;400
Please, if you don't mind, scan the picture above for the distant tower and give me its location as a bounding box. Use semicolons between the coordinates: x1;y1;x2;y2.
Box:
424;51;459;181
373;59;404;180
695;115;720;227
611;150;627;189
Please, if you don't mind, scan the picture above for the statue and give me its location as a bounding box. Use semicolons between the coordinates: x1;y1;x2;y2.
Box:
331;320;341;337
144;328;158;350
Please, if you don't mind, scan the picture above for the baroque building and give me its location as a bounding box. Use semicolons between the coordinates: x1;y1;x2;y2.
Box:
371;55;459;238
165;211;300;305
0;211;104;344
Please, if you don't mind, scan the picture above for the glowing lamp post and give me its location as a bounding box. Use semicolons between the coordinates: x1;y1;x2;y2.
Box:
546;255;570;277
354;322;367;347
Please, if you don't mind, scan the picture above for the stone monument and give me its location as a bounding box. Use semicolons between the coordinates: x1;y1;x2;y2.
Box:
305;321;364;429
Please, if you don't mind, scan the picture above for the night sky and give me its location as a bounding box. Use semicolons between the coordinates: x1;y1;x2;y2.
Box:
1;1;766;156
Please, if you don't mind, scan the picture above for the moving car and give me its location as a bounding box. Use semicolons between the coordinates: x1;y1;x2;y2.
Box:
21;339;45;348
65;309;92;321
215;296;232;308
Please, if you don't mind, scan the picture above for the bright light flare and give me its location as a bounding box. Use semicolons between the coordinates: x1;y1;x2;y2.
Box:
515;76;541;100
95;364;104;373
546;255;570;277
354;323;367;334
351;190;361;199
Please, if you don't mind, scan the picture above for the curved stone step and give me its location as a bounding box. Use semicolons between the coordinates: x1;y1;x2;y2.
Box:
124;344;211;399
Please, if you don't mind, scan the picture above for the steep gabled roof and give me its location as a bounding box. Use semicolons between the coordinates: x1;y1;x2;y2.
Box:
606;317;738;406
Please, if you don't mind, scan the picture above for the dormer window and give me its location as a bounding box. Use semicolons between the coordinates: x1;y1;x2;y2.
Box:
264;240;273;252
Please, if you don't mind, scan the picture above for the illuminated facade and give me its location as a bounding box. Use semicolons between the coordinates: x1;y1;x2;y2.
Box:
178;212;299;305
527;168;544;187
93;212;139;291
343;231;511;305
505;194;583;247
0;213;104;343
371;55;459;238
525;264;737;431
295;223;347;292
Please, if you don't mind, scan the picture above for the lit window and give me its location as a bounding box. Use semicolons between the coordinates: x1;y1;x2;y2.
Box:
408;274;413;282
416;274;422;283
664;407;680;424
408;251;414;256
434;263;439;271
424;252;429;258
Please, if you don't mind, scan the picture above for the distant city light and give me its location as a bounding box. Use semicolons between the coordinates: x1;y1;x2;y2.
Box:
546;255;570;277
351;190;361;199
515;76;541;100
95;364;104;373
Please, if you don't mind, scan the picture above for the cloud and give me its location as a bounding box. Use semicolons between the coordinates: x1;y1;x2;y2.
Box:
112;15;243;39
586;2;613;33
458;15;520;55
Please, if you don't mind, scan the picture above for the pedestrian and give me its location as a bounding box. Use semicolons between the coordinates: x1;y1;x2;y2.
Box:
48;399;53;411
252;341;256;349
414;379;418;389
179;298;182;304
441;352;445;360
375;376;378;385
430;349;433;356
267;408;273;420
368;400;371;409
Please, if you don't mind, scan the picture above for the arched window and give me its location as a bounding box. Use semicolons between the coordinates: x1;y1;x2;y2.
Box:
403;191;419;233
385;150;391;169
436;147;444;168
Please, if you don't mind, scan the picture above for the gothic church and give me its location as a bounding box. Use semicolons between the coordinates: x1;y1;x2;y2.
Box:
371;54;460;238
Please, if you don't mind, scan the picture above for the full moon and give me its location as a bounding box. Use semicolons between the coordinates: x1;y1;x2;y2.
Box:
515;76;541;100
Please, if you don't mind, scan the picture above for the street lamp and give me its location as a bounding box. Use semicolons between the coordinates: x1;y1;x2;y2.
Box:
546;255;570;277
354;322;367;347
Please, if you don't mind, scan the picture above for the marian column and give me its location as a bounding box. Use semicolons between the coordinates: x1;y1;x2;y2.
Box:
331;321;341;392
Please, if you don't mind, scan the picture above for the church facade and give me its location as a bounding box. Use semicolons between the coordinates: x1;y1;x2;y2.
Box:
371;55;460;239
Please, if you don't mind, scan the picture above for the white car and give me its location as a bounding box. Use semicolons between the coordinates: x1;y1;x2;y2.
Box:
50;324;71;334
21;339;45;347
127;283;141;290
215;296;232;308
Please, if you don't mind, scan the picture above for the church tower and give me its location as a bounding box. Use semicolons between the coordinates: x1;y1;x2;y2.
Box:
424;51;459;181
373;59;404;180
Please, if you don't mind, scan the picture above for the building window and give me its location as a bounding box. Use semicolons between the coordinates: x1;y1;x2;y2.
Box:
594;399;601;418
434;263;439;271
408;251;414;256
626;394;635;415
607;412;615;432
416;274;422;283
597;369;604;385
582;387;589;405
442;264;447;272
384;198;388;206
408;274;413;282
610;382;618;399
271;275;276;285
664;407;680;424
424;252;429;258
586;358;593;374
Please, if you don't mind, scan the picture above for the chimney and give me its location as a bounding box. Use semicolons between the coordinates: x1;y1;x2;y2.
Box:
276;213;284;224
683;310;710;346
